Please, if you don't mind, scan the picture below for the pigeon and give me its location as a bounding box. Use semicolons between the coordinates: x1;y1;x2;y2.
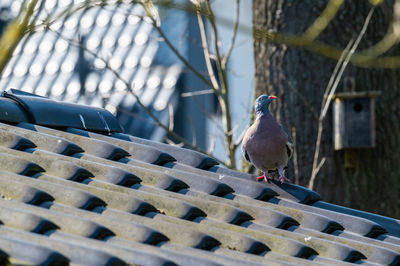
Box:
242;95;293;183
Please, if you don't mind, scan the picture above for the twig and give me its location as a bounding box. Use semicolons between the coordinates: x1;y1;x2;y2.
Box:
35;0;400;69
322;9;375;118
205;0;228;93
302;0;344;44
193;0;236;168
181;86;225;134
308;7;375;190
168;103;174;131
222;0;240;66
205;0;236;168
46;28;228;166
196;8;221;92
312;157;326;181
181;89;215;97
319;40;354;116
207;128;217;154
291;127;300;184
152;23;217;91
165;137;184;147
0;0;40;77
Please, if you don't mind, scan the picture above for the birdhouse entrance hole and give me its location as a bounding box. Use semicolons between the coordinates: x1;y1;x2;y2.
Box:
353;102;363;112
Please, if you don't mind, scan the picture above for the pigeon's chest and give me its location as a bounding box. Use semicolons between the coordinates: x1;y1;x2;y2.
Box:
244;121;287;169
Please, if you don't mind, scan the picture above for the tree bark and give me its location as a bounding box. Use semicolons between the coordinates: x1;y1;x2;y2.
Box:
253;0;400;218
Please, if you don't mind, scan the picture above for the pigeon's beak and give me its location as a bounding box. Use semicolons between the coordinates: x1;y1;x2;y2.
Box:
269;96;277;99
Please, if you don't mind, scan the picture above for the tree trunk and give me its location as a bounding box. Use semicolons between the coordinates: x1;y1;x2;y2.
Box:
253;0;400;218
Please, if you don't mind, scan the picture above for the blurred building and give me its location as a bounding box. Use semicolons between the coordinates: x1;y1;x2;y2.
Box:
0;0;212;144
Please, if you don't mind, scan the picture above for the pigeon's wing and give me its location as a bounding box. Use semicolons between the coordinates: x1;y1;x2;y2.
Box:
280;125;294;159
242;146;251;163
241;124;253;163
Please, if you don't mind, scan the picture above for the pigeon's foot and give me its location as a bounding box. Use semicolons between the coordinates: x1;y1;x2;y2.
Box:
278;175;290;183
256;173;272;182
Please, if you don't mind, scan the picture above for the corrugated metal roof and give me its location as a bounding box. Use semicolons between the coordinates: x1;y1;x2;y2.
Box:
0;0;182;141
0;90;399;265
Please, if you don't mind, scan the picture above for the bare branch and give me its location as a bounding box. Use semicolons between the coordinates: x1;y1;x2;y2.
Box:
291;127;300;185
205;0;228;92
151;21;217;91
207;134;216;154
34;0;400;69
168;103;174;132
181;89;215;97
0;0;40;77
308;7;375;190
355;0;400;59
196;8;221;92
165;137;184;147
253;23;400;69
182;86;225;134
310;157;326;184
205;1;237;168
302;0;344;44
320;39;355;118
322;7;375;119
222;0;240;66
46;28;228;166
139;0;160;27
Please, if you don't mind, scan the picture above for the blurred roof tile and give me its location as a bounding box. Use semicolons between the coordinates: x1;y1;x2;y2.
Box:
0;0;182;141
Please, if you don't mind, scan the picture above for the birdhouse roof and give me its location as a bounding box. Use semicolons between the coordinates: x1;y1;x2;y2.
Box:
332;91;382;99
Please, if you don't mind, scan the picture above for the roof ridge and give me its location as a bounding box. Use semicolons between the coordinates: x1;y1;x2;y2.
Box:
0;89;123;134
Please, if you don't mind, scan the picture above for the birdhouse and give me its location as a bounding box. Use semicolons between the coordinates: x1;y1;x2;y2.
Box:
333;91;381;150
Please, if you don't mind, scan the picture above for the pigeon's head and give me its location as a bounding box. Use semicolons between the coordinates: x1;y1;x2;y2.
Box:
255;95;277;115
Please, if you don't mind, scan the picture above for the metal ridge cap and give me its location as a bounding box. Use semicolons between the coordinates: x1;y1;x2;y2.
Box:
1;89;123;134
